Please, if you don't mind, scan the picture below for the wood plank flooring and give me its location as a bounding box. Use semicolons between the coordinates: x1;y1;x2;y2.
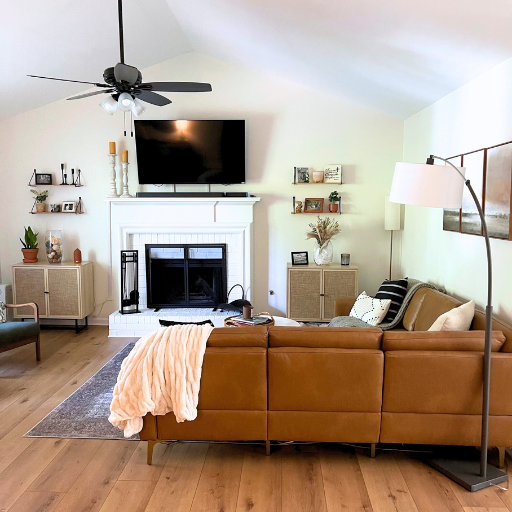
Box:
0;326;511;512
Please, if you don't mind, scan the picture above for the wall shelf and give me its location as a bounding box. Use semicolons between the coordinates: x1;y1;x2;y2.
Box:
292;182;342;185
291;211;343;215
28;184;83;187
29;211;84;215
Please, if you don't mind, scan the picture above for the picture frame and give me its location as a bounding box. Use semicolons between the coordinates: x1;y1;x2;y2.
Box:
295;167;310;183
35;173;52;185
291;251;309;265
324;164;342;184
62;201;76;213
304;198;324;213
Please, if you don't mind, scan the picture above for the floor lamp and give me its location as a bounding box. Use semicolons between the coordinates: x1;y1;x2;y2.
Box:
389;155;509;492
384;196;401;280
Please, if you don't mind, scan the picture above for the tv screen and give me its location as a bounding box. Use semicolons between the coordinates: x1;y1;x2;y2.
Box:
134;120;245;184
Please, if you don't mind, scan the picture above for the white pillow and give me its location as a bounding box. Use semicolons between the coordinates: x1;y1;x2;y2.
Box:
428;300;475;331
349;291;391;326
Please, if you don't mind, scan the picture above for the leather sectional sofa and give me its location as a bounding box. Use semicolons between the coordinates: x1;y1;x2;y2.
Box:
140;288;512;464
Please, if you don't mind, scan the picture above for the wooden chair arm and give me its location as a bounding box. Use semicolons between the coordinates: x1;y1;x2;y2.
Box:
5;303;40;323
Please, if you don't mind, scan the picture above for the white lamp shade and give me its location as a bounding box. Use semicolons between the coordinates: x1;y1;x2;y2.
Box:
100;96;118;115
131;98;146;117
118;92;134;112
384;195;401;230
389;162;465;209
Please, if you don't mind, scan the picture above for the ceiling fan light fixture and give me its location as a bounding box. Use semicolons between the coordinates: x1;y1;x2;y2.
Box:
131;98;146;117
118;92;134;111
100;95;118;114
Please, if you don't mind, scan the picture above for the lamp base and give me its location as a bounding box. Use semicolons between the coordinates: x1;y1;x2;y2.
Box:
428;457;508;492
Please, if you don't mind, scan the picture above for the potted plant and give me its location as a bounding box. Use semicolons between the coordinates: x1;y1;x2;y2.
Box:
20;226;39;263
306;216;341;265
31;189;49;213
328;191;340;212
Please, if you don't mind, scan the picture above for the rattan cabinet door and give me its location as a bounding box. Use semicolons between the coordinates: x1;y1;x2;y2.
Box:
323;269;357;320
288;268;322;321
13;267;47;317
47;268;80;318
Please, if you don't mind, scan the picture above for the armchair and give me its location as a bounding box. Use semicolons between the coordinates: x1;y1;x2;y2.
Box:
0;303;41;361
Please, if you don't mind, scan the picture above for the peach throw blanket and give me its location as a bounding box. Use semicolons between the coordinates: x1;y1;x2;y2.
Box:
109;324;214;438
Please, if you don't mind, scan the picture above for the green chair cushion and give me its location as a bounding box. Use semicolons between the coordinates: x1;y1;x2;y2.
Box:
0;322;40;348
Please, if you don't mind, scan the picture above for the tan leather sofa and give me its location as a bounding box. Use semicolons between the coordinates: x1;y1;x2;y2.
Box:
140;287;512;464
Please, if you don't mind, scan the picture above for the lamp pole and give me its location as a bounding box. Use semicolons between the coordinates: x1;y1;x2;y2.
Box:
426;155;505;490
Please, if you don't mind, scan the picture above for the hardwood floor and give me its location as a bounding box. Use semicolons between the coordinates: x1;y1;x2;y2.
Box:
0;326;511;512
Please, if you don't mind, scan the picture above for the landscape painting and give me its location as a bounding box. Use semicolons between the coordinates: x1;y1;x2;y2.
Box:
461;150;484;235
443;156;461;232
485;143;512;239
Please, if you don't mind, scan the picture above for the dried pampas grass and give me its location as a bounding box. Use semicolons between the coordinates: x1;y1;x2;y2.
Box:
306;216;341;248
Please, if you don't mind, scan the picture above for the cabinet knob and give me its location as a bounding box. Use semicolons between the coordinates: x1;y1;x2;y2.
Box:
44;291;49;294
320;293;325;297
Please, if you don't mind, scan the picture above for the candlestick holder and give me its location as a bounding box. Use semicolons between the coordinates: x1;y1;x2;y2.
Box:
107;154;119;198
120;161;132;198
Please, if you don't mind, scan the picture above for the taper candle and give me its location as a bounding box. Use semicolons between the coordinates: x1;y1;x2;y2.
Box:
109;142;116;154
122;150;128;163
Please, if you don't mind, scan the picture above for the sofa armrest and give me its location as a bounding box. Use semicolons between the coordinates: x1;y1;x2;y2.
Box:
5;303;39;323
334;298;356;317
382;330;505;352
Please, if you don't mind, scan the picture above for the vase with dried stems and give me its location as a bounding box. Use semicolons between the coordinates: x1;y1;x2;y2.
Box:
306;216;341;265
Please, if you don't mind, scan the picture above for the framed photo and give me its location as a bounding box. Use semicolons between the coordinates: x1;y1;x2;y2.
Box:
324;164;342;184
291;251;309;265
35;173;52;185
295;167;310;183
304;198;324;213
62;201;76;213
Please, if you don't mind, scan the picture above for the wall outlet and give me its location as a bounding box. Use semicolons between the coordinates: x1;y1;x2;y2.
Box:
0;284;13;321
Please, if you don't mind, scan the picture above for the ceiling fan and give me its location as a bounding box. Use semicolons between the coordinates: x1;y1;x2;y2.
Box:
27;0;212;119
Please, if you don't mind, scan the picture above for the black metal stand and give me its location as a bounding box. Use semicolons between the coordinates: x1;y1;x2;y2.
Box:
38;316;88;334
75;316;88;334
426;155;508;491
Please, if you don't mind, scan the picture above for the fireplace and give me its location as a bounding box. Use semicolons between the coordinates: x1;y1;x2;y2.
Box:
145;244;227;308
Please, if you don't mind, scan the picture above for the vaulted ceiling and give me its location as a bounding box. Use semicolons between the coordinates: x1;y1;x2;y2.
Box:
2;0;512;120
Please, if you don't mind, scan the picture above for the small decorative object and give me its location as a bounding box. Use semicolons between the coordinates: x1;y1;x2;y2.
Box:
304;198;324;213
291;251;309;265
74;248;82;264
74;168;83;187
63;173;68;185
295;200;303;213
31;189;49;213
295;167;310;183
312;170;324;183
306;216;341;265
62;201;76;213
243;305;254;320
108;142;119;198
20;226;39;263
50;204;61;212
120;150;132;198
324;164;342;184
120;250;140;314
35;173;52;185
328;190;340;212
341;253;350;265
71;168;75;185
224;312;275;327
60;163;65;185
45;230;63;263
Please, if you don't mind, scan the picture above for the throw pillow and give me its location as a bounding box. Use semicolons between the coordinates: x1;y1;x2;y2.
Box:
375;277;408;323
159;319;214;327
349;291;391;326
428;300;475;331
0;302;6;323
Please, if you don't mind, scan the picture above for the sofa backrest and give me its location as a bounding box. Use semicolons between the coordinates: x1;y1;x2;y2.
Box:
403;287;512;352
208;326;268;347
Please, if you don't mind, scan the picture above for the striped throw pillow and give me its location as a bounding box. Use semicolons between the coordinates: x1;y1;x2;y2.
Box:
375;277;408;323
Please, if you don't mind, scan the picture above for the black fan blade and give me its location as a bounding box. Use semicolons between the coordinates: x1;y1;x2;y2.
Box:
67;89;115;100
136;90;172;106
142;82;212;92
114;63;139;85
27;75;109;87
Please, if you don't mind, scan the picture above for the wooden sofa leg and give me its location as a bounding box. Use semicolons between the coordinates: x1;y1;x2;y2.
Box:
370;443;376;458
498;447;505;469
35;335;41;362
266;440;271;456
147;440;157;465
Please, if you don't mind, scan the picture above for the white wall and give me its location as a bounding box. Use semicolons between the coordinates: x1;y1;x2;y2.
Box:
401;57;512;323
0;52;403;320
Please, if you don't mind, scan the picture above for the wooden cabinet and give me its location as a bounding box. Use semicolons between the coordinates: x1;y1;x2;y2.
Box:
287;264;358;321
12;261;94;320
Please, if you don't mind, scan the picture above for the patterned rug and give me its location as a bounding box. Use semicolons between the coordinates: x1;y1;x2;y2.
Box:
25;342;138;440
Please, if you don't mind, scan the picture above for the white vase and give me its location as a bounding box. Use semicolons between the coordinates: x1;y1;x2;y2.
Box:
314;241;333;265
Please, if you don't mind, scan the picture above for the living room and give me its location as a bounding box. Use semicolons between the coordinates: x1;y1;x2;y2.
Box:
1;0;512;511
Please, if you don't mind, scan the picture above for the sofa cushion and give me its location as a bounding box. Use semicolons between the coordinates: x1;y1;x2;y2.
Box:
0;321;40;348
207;326;268;348
349;291;391;326
375;277;408;323
428;300;475;331
472;310;512;353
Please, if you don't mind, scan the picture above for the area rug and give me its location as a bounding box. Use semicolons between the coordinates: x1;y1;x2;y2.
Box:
25;342;138;440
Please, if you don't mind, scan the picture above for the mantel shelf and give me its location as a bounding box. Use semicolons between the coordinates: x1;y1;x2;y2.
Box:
105;196;261;204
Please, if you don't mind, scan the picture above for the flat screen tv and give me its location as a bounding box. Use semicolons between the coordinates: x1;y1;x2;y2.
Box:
134;120;245;184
